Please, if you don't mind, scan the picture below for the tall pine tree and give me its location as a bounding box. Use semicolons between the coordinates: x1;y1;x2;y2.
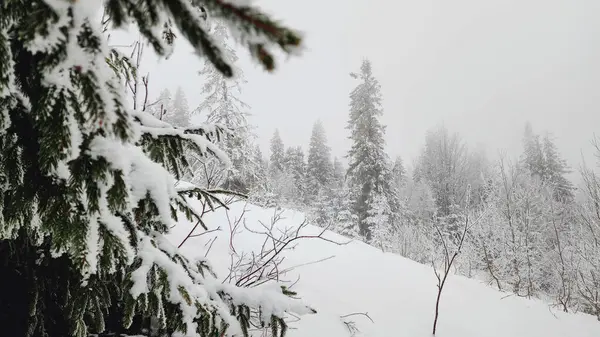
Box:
0;1;311;336
249;144;268;193
542;133;574;201
270;129;285;174
307;120;333;196
283;145;307;204
346;59;392;239
521;123;574;201
332;156;345;188
392;156;406;190
522;122;546;178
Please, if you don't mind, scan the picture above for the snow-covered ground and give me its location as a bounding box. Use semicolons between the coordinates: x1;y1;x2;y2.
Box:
169;201;600;337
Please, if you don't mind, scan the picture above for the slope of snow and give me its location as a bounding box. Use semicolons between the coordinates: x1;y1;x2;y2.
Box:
168;201;600;337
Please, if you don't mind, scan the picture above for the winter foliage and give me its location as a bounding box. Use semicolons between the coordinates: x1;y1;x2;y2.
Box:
307;120;333;196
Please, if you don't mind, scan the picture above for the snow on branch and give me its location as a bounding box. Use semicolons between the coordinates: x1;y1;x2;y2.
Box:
131;230;315;336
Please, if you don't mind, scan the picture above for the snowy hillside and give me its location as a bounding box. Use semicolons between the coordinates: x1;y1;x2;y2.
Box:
168;201;600;337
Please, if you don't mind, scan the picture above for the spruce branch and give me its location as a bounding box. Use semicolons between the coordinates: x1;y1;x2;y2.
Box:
191;0;303;74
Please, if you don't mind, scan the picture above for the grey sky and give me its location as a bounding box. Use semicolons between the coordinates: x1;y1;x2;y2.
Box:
129;0;600;172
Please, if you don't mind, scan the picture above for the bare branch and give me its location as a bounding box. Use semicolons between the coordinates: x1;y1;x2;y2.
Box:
340;312;375;324
204;236;218;258
431;191;472;335
189;226;221;238
340;311;375;336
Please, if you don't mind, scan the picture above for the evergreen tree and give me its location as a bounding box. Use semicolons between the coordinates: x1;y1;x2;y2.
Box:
392;156;406;190
387;156;407;227
197;19;249;130
270;129;285;174
332;156;345;187
192;19;258;193
0;1;309;336
346;59;392;239
163;86;190;127
366;193;393;251
329;184;360;239
392;156;406;179
249;144;268;193
542;133;574;201
271;169;297;205
248;146;279;208
521;124;574;201
283;146;307;203
307;120;333;195
521;122;546;178
255;145;266;166
309;181;359;239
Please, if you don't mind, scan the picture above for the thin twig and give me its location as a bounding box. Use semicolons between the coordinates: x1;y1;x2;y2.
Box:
340;312;375;324
189;226;221;238
204;236;218;258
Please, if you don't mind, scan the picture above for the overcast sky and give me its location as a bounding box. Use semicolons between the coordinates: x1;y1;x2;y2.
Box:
125;0;600;173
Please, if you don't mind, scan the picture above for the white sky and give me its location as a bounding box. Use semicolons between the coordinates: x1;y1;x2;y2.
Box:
116;0;600;172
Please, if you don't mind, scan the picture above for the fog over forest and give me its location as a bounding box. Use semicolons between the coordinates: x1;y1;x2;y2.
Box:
125;1;600;325
131;0;600;183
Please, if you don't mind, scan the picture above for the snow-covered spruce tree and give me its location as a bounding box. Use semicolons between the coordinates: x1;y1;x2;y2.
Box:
163;86;190;127
542;133;574;202
269;129;285;175
391;155;406;188
366;193;393;251
191;19;258;194
332;156;345;188
376;156;422;260
521;123;574;202
308;180;359;239
282;145;307;205
247;144;269;198
331;184;360;239
306;120;333;198
346;59;393;239
266;129;286;203
521;122;546;178
0;1;311;336
308;157;350;232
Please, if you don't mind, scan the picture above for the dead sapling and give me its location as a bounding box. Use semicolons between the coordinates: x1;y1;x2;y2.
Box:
221;206;350;334
431;186;480;335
